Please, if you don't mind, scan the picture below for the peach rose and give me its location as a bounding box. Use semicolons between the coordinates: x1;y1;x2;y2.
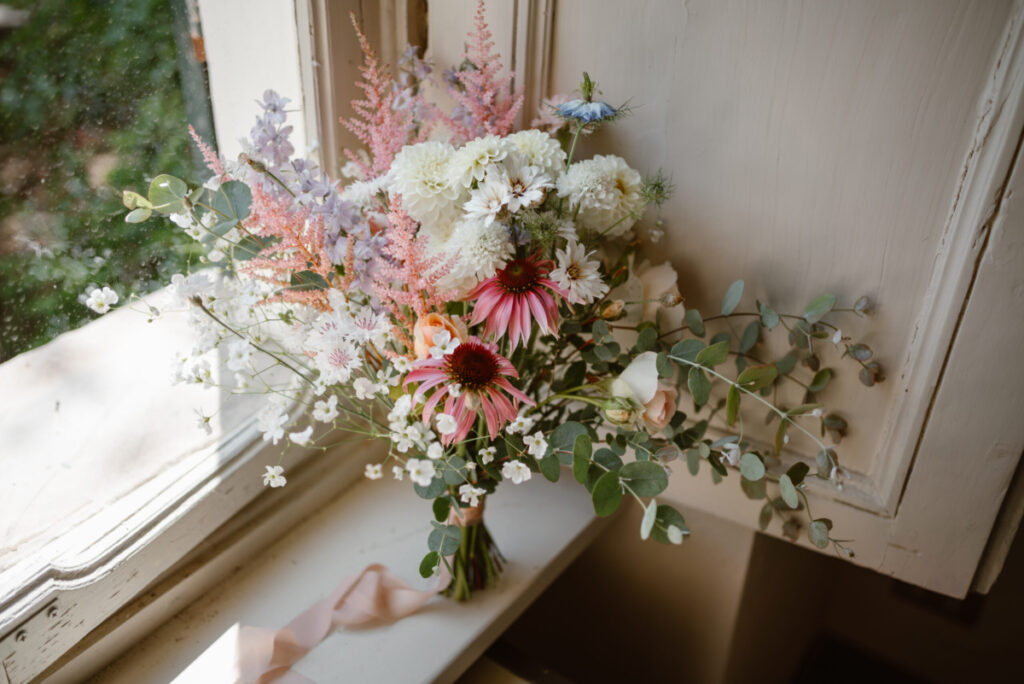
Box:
642;383;679;433
413;313;468;359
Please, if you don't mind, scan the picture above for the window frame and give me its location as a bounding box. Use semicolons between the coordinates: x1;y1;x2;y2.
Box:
0;2;415;681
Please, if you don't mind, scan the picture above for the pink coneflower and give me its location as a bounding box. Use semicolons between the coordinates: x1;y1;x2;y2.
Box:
404;337;534;444
465;255;564;349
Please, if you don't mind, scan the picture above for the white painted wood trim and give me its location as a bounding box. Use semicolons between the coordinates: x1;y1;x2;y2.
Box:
511;0;556;130
869;0;1024;514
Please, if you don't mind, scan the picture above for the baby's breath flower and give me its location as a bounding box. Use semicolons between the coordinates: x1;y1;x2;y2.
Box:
262;465;287;488
479;446;497;465
365;463;383;480
501;459;532;484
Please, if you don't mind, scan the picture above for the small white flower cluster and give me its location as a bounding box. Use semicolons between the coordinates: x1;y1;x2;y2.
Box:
307;299;389;385
386;393;444;456
84;285;118;314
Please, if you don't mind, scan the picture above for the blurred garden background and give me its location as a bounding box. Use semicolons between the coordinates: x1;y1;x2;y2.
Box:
0;0;207;361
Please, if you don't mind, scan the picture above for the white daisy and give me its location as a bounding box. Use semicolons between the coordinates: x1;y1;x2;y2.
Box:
463;172;511;225
503;154;553;212
551;239;609;305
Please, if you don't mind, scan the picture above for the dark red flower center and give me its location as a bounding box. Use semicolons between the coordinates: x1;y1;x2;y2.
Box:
445;341;500;390
497;258;543;294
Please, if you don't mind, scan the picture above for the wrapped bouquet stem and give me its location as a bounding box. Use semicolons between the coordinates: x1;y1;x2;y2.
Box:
102;0;883;606
443;498;504;601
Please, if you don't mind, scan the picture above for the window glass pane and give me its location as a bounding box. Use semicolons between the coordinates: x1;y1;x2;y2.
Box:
0;0;205;361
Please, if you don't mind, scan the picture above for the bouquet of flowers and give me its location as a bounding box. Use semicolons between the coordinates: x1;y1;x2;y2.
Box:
108;2;882;601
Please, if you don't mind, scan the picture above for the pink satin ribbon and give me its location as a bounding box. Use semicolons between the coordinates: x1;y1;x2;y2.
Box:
178;505;485;683
238;562;451;683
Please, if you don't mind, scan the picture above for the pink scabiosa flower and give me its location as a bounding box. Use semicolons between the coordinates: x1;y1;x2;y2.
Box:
404;336;534;444
465;254;565;349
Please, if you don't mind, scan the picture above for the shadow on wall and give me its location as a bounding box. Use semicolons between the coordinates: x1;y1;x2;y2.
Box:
498;504;1024;684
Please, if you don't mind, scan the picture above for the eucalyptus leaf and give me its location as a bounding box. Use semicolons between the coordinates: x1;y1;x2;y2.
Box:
685;308;705;337
779;474;800;509
620;461;669;497
656;352;673;378
414;477;447;499
804;293;837;324
686;448;701;475
636;326;658;352
759;301;780;329
539;453;561;482
640;500;658;540
593;448;624;471
419;551;440;578
125;207;151;223
591;471;623;516
671;338;704;362
776;352;798;375
786;461;811;486
687;366;711;406
550;422;588;463
148;174;188;214
573;434;592;484
695;340;730;367
740;476;767;500
737;364;778;392
432;497;451;522
650;505;689;545
808;368;833;393
427;521;462;555
809;519;831;549
739;321;760;353
758;502;773;530
721;280;744;316
739;452;766;481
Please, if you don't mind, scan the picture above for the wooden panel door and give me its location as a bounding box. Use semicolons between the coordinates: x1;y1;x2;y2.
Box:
424;0;1024;598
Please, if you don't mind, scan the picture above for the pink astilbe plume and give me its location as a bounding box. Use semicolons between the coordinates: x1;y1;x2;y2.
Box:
188;125;227;180
341;14;424;179
373;197;459;351
240;186;337;310
447;0;524;144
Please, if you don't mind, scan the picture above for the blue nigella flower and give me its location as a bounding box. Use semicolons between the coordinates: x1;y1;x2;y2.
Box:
557;99;617;123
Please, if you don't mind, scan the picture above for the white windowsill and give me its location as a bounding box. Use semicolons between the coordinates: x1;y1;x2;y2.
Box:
93;473;604;683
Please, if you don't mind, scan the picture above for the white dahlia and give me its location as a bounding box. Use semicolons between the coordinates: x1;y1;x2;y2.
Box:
557;154;644;237
447;135;509;189
389;141;462;224
505;129;566;176
436;218;514;293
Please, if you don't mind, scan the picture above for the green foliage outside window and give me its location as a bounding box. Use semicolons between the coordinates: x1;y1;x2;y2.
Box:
0;0;198;361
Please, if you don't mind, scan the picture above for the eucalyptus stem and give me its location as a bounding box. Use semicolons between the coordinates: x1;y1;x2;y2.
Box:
669;355;833;457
